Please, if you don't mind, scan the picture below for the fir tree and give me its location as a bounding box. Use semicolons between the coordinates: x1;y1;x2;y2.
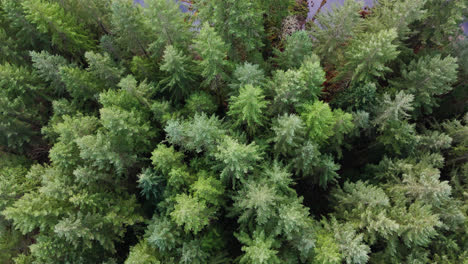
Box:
22;0;96;57
339;28;399;83
159;45;197;101
0;1;467;263
195;0;265;61
193;23;230;94
273;30;314;69
228;84;268;136
229;62;266;94
392;55;458;113
311;0;363;64
110;0;152;57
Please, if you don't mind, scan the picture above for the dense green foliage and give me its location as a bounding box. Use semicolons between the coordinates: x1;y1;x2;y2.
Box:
0;0;467;263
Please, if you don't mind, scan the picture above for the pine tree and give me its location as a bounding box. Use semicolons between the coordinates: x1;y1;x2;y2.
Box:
1;0;467;263
232;179;279;226
143;0;192;57
260;0;293;49
193;23;230;93
417;0;467;46
273;30;314;69
0;0;50;63
364;0;427;38
30;50;69;94
271;68;309;113
159;45;197;101
195;0;265;61
392;55;458;113
311;0;363;65
300;101;354;145
125;241;160;264
184;92;218;115
275;197;312;239
339;28;399;83
374;91;415;128
84;51;123;87
326;219;370;264
214;137;262;187
170;193;213;234
236;230;281;264
272;114;306;156
51;0;112;37
59;66;102;104
271;55;325;113
165;113;225;153
191;175;224;208
333;82;377;112
146;215;180;252
229;62;266;94
22;0;96;57
0;63;46;152
228;84;268;136
110;0;152;57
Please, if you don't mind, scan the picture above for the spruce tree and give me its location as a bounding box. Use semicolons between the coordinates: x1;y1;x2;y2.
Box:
0;1;467;263
22;0;96;57
193;23;230;94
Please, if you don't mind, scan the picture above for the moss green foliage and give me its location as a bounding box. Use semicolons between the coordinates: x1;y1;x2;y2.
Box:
22;0;96;57
0;0;467;263
228;84;268;135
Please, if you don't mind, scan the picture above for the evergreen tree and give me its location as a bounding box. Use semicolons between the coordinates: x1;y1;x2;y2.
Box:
110;0;152;57
392;55;458;113
165;113;225;153
193;23;230;94
271;55;326;113
0;63;46;152
184;92;218;115
143;0;192;57
273;30;314;69
195;0;265;61
228;84;268;136
272;114;306;156
84;51;123;87
0;0;50;64
30;50;69;94
0;1;467;263
364;0;427;38
236;230;281;264
300;101;354;145
214;137;263;187
170;193;213;234
229;62;266;94
311;0;363;65
339;28;399;83
22;0;96;57
159;45;197;101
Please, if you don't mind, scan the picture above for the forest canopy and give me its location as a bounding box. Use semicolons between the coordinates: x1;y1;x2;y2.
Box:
0;0;467;263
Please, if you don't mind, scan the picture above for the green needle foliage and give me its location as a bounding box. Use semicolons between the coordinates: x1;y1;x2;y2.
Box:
229;62;266;94
228;84;268;136
195;0;265;61
300;100;354;145
22;0;96;57
311;0;363;65
193;23;230;92
392;54;458;114
273;30;314;69
159;45;197;101
143;0;192;57
340;28;400;83
0;0;467;263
